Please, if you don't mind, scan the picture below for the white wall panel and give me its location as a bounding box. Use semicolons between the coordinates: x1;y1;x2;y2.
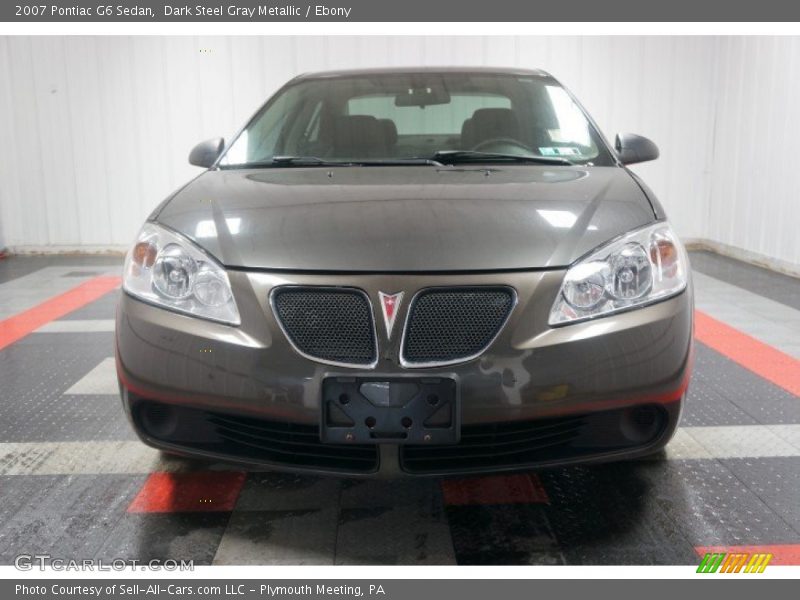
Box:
96;37;147;247
0;35;791;268
2;37;49;247
0;36;18;251
64;37;110;246
708;37;800;268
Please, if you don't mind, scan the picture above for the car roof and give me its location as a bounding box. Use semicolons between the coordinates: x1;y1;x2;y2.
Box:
292;66;554;81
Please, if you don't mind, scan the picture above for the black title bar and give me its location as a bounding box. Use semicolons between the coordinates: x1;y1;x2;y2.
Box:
4;0;800;22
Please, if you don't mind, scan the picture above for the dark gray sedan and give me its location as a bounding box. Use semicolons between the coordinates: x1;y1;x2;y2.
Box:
116;67;692;476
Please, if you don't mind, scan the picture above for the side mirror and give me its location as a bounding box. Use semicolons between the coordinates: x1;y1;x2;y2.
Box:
614;133;659;165
189;137;224;168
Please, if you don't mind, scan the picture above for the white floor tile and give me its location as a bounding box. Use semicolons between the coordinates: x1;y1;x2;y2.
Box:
63;357;119;395
36;319;115;333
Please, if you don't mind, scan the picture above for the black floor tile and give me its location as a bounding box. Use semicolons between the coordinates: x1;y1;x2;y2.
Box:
0;474;145;563
682;371;760;427
0;333;126;442
721;457;800;537
689;250;800;311
538;463;698;565
636;458;800;546
337;504;455;565
0;255;121;285
447;503;561;565
95;512;231;565
692;344;800;425
61;290;120;320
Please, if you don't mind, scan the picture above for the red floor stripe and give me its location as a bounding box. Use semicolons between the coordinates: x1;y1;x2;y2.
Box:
694;310;800;398
0;275;121;351
128;471;247;513
441;473;549;506
695;544;800;566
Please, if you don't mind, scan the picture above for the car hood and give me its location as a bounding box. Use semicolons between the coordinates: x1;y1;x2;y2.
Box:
155;165;655;271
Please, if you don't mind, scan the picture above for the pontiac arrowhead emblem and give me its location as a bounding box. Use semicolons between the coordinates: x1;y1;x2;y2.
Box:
378;291;404;339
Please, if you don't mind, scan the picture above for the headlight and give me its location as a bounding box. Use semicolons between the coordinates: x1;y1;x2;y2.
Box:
123;223;240;325
549;222;687;326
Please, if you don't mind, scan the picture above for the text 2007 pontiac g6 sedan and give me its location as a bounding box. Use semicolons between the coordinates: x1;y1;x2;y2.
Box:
116;67;692;477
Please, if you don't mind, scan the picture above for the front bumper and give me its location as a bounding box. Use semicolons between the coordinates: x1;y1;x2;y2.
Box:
116;269;693;477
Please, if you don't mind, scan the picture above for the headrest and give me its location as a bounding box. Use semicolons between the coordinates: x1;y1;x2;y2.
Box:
332;115;391;158
462;108;520;148
460;117;474;149
378;119;398;146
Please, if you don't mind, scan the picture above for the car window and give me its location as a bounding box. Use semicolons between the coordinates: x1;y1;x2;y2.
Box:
544;85;595;152
347;94;511;135
220;73;614;166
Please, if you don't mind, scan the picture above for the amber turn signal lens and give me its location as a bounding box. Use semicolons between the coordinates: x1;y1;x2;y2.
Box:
132;241;158;268
651;238;678;276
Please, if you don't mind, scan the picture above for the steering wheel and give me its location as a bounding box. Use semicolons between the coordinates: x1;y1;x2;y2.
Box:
472;137;533;154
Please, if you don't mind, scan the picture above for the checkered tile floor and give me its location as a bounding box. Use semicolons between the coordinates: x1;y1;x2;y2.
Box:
0;251;798;565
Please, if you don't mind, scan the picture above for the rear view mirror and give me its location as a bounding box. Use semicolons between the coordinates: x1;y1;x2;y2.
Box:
615;133;659;165
395;86;451;107
189;137;225;168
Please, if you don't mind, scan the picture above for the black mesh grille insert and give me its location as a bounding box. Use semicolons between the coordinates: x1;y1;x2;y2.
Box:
402;287;515;365
272;287;376;366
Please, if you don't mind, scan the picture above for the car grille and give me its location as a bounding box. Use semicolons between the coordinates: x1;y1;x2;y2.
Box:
401;287;515;366
401;415;584;473
272;287;377;366
206;412;379;473
400;406;667;474
134;401;380;473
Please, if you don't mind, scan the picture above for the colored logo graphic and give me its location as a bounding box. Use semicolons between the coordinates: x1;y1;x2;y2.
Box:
697;552;772;573
378;291;404;339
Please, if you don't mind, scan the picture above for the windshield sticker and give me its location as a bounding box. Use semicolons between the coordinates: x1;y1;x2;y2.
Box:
539;147;581;157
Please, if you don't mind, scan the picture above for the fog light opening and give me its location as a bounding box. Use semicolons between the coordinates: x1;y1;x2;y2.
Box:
140;402;178;439
633;406;657;426
620;405;662;443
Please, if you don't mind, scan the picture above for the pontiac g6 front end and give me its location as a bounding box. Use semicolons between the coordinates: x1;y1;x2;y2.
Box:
116;67;693;477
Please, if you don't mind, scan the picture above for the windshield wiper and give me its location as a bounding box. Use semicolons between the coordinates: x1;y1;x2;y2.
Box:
220;156;347;169
232;156;445;168
358;158;445;166
431;150;573;166
270;156;348;166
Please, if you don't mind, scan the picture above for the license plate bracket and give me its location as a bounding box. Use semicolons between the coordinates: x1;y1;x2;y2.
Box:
321;376;459;445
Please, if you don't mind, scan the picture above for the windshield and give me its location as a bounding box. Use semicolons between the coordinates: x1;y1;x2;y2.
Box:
220;72;615;167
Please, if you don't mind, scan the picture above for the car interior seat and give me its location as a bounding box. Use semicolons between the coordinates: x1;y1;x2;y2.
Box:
377;119;398;150
461;108;521;149
330;115;393;158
